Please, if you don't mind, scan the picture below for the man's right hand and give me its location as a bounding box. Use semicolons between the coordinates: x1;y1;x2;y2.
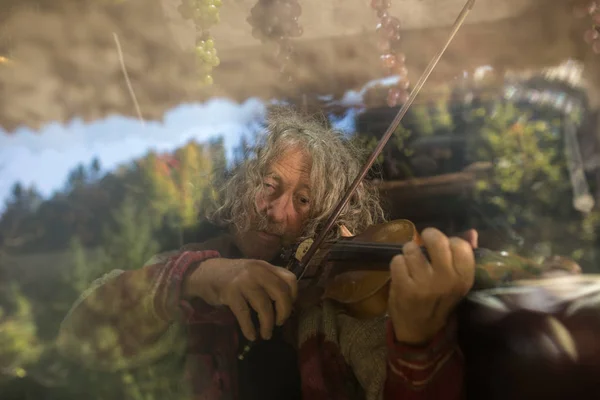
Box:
184;258;298;341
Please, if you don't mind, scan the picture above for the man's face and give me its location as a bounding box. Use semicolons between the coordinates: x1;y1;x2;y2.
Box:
234;147;312;261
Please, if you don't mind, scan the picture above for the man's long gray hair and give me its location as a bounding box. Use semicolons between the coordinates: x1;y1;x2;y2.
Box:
209;106;386;242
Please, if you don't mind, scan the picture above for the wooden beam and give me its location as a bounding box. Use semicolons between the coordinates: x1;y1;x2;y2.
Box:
377;171;478;197
374;163;492;219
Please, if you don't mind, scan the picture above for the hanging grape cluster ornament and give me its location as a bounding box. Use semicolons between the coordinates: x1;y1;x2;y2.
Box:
573;0;600;54
177;0;223;86
370;0;410;107
246;0;303;83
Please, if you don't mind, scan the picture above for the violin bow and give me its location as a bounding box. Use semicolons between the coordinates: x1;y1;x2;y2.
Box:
295;0;477;279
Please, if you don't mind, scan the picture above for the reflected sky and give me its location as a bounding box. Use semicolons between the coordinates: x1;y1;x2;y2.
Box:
0;98;268;207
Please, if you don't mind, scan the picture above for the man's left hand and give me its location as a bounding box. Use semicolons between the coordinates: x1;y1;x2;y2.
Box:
387;228;476;345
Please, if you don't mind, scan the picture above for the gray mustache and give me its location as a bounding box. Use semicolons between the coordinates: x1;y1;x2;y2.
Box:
254;215;285;237
262;227;285;237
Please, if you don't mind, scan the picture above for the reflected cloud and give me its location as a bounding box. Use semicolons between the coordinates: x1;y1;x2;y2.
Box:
0;98;267;206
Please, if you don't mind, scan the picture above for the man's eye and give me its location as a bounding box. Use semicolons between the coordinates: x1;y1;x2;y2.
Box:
263;183;277;194
299;197;310;205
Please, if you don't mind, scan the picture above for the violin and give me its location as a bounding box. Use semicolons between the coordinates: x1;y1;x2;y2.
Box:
288;219;581;319
238;218;581;355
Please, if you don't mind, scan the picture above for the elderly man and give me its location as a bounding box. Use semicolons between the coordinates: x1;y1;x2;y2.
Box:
58;107;475;400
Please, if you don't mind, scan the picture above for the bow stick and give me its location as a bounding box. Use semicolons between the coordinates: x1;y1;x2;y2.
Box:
294;0;477;279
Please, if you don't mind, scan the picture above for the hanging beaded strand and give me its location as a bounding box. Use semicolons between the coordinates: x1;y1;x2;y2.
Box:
247;0;303;83
178;0;223;86
370;0;410;107
574;0;600;54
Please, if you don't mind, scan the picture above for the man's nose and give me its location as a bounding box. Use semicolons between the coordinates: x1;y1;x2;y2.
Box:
266;193;293;223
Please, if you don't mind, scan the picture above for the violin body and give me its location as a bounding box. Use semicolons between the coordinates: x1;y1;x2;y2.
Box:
323;219;423;318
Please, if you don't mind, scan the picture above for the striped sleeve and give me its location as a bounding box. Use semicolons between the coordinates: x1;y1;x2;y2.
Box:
383;317;464;399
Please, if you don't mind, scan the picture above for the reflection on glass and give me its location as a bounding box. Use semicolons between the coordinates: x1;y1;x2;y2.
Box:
1;1;600;399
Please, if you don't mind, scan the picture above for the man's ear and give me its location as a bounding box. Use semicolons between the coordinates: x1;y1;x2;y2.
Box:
339;225;354;237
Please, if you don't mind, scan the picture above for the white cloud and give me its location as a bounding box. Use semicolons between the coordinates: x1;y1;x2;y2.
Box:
0;97;268;207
